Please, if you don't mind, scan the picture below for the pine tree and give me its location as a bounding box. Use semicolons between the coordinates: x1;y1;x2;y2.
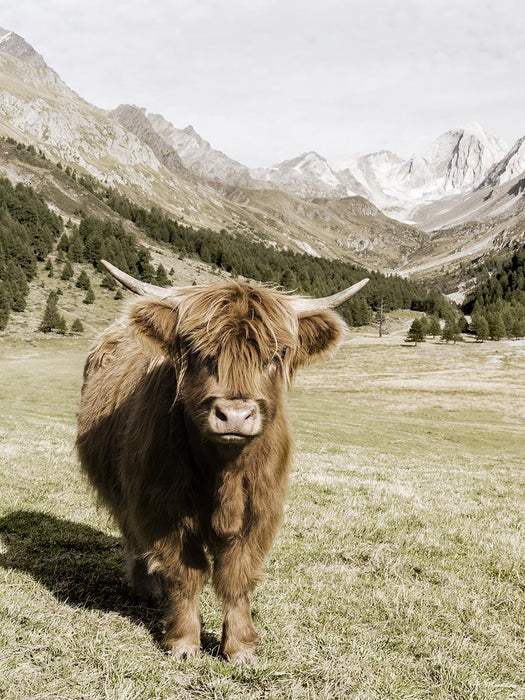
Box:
71;318;84;333
76;270;91;290
405;318;426;345
100;273;117;290
419;315;430;336
45;258;54;278
114;288;123;300
488;312;505;341
6;262;29;312
441;318;461;343
155;263;169;287
39;291;66;333
67;231;84;262
83;287;95;304
427;314;441;338
475;315;490;342
61;261;74;281
0;282;10;330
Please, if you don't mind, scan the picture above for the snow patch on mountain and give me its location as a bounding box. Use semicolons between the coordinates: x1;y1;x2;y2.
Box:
251;151;354;198
333;123;509;225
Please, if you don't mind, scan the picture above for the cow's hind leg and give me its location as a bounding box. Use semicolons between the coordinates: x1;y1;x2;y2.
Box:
124;538;167;605
213;542;264;663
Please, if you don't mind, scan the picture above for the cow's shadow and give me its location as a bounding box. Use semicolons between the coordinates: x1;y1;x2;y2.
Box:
0;509;221;655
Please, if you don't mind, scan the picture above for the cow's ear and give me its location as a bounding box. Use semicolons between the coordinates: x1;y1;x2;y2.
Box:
295;310;343;366
128;298;179;356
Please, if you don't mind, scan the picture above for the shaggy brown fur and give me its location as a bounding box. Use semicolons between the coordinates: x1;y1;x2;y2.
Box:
77;281;344;662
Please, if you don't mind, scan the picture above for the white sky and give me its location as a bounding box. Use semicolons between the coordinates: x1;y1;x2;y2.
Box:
2;0;524;167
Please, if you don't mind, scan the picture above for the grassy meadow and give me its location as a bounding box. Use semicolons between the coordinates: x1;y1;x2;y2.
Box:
0;330;524;699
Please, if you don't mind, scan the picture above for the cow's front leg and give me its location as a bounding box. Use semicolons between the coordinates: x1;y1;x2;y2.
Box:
156;535;209;659
213;542;264;663
164;586;203;659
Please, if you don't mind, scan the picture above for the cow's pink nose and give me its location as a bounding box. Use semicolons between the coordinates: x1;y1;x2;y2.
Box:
209;398;261;437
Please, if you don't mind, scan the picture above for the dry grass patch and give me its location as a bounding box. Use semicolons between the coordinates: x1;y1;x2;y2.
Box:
0;333;524;699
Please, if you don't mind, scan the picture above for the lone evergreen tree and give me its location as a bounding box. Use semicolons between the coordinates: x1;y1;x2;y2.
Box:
76;270;91;290
405;318;426;345
57;233;70;254
61;261;74;281
83;287;95;304
71;318;84;333
155;263;169;287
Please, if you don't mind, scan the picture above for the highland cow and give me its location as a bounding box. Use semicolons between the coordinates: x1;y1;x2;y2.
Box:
76;260;368;662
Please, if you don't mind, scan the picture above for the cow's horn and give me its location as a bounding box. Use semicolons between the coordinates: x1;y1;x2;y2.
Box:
100;260;174;297
291;278;369;314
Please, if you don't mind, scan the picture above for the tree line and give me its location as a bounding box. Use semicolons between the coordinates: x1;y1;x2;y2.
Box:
462;246;525;340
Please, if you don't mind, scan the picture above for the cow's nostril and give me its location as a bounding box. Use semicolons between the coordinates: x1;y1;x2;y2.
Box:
215;407;228;422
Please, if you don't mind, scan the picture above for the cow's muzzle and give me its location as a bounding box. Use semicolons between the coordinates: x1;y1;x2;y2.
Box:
208;398;262;443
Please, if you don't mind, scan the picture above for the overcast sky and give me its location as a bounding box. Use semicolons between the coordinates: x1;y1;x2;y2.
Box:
3;0;524;167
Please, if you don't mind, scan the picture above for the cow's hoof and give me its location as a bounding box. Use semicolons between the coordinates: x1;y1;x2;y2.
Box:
223;645;258;664
166;638;200;660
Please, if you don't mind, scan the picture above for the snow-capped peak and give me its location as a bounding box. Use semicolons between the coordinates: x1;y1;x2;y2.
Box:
250;151;354;197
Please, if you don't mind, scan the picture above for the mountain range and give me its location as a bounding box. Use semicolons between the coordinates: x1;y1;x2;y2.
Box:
1;26;524;282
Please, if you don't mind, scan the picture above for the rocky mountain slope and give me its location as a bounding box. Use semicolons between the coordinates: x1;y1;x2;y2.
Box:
0;33;422;270
1;26;524;282
146;111;256;187
0;27;52;70
128;103;524;245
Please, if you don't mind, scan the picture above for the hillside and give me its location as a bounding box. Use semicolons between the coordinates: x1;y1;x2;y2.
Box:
0;144;455;345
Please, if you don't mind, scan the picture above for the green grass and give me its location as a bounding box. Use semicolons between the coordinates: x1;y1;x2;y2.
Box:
0;333;524;699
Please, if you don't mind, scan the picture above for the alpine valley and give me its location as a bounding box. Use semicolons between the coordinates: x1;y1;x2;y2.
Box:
1;26;525;288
